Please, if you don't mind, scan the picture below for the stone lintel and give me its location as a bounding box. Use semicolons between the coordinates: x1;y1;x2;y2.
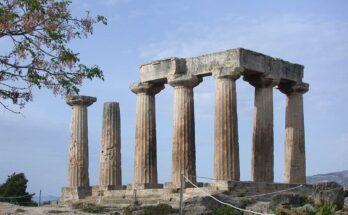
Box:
139;48;304;83
66;95;97;107
278;82;309;95
167;74;202;88
130;82;165;95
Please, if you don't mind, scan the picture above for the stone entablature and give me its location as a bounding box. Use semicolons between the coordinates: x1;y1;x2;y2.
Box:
139;48;303;83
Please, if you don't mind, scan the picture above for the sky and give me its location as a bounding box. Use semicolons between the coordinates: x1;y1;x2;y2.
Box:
0;0;347;197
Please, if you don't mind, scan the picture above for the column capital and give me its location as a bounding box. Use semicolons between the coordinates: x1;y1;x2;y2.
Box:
278;82;309;95
167;74;202;88
130;82;164;95
244;75;279;88
66;95;97;107
212;66;243;80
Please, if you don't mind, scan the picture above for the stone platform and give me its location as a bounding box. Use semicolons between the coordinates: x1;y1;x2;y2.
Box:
61;181;313;208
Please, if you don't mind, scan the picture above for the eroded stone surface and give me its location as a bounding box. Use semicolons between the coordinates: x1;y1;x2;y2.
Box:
245;76;278;182
313;182;345;210
140;48;303;83
213;67;241;181
66;95;96;188
131;82;164;186
99;102;122;189
279;82;309;184
169;74;201;187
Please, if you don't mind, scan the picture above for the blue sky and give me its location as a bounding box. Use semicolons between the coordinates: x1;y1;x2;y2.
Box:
0;0;347;197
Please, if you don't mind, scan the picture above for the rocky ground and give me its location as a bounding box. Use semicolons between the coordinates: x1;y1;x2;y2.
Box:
0;202;118;215
1;182;348;215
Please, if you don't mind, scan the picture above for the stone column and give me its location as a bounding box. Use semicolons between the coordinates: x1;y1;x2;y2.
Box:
213;67;242;181
278;82;309;184
130;82;164;188
168;74;201;187
66;95;96;188
99;102;122;190
244;76;279;182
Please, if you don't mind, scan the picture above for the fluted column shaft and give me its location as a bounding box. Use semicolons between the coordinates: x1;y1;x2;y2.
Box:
168;74;201;187
245;76;278;182
99;102;122;188
213;68;242;181
66;96;96;188
131;82;164;187
279;83;309;184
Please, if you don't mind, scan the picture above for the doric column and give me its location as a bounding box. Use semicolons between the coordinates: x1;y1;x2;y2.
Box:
278;82;309;184
66;95;96;188
213;67;242;181
99;102;122;190
244;76;279;182
130;82;164;188
168;74;201;187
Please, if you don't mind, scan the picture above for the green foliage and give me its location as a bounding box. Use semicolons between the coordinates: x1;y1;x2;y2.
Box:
123;205;132;215
15;208;26;213
123;204;178;215
0;172;36;206
315;202;337;215
47;210;67;214
300;195;314;206
142;204;178;215
213;206;237;215
72;202;106;213
274;202;338;215
170;188;179;193
0;0;107;113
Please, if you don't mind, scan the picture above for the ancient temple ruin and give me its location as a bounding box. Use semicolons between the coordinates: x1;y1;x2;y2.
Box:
61;48;309;202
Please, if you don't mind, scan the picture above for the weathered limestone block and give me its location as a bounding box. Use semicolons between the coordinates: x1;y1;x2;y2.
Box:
212;67;242;181
270;192;302;209
66;95;96;188
130;82;164;188
278;82;309;184
99;102;122;190
313;182;345;210
244;76;279;182
168;74;201;187
61;187;92;202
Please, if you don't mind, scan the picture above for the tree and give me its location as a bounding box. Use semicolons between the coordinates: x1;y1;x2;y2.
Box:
0;0;107;113
0;172;36;206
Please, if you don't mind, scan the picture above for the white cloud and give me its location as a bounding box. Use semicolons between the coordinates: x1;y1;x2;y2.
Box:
139;14;348;64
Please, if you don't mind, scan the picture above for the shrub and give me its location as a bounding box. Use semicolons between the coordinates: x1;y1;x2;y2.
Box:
15;208;25;213
143;204;178;215
47;210;67;214
213;206;237;215
72;202;106;213
315;202;337;215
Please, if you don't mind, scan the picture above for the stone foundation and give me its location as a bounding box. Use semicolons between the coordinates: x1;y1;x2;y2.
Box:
60;181;313;206
61;187;92;202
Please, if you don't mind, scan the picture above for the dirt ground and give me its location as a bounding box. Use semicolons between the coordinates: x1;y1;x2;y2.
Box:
0;202;105;215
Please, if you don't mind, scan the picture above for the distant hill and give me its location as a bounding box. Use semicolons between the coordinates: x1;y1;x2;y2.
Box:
307;170;348;186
